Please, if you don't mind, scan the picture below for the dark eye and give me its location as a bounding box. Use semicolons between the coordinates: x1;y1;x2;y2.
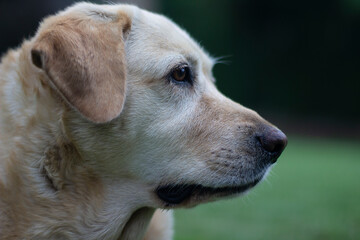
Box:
170;66;192;84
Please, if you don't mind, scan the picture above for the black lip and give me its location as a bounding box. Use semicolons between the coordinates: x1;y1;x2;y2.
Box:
157;185;197;205
156;178;260;205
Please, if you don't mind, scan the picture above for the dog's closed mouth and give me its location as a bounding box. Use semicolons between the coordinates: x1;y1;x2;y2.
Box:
156;178;261;205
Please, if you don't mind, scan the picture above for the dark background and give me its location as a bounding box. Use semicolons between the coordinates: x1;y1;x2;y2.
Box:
1;0;359;138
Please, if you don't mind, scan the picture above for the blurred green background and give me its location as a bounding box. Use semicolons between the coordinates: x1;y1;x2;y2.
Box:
0;0;359;239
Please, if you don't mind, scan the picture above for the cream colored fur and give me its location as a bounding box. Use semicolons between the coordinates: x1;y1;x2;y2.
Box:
0;3;278;239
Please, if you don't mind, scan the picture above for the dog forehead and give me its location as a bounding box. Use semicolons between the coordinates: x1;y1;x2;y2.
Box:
125;7;214;78
60;2;205;57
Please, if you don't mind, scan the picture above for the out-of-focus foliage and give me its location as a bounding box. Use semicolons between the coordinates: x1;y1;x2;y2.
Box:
161;0;360;124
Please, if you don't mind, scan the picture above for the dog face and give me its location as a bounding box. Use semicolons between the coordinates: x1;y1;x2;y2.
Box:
31;3;287;208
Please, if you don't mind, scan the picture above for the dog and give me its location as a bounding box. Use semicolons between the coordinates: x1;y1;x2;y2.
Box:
0;2;287;240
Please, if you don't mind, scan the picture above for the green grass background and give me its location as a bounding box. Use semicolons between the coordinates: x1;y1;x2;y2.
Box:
174;136;360;240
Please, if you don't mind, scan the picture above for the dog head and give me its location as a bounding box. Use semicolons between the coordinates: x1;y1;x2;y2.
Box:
30;3;287;208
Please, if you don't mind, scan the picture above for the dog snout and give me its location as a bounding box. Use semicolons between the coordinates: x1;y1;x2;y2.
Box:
256;126;287;163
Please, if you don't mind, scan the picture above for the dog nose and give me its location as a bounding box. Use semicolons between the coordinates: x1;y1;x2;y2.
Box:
257;126;287;163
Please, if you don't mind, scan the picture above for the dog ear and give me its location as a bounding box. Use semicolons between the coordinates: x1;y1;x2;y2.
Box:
31;12;131;123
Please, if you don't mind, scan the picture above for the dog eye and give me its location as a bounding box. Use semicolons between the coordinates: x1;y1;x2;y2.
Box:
170;66;192;84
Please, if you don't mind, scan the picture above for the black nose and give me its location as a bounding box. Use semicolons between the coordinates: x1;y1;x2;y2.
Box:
257;127;287;163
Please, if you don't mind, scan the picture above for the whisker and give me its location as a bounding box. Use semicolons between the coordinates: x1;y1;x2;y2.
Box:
103;0;116;5
212;55;232;65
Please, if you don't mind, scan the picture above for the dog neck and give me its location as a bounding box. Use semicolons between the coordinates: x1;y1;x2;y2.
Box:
42;143;155;239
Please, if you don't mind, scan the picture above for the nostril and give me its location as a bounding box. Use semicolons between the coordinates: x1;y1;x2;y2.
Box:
257;128;288;155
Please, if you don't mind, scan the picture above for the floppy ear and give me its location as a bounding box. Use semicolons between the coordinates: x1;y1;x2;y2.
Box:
31;12;131;123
